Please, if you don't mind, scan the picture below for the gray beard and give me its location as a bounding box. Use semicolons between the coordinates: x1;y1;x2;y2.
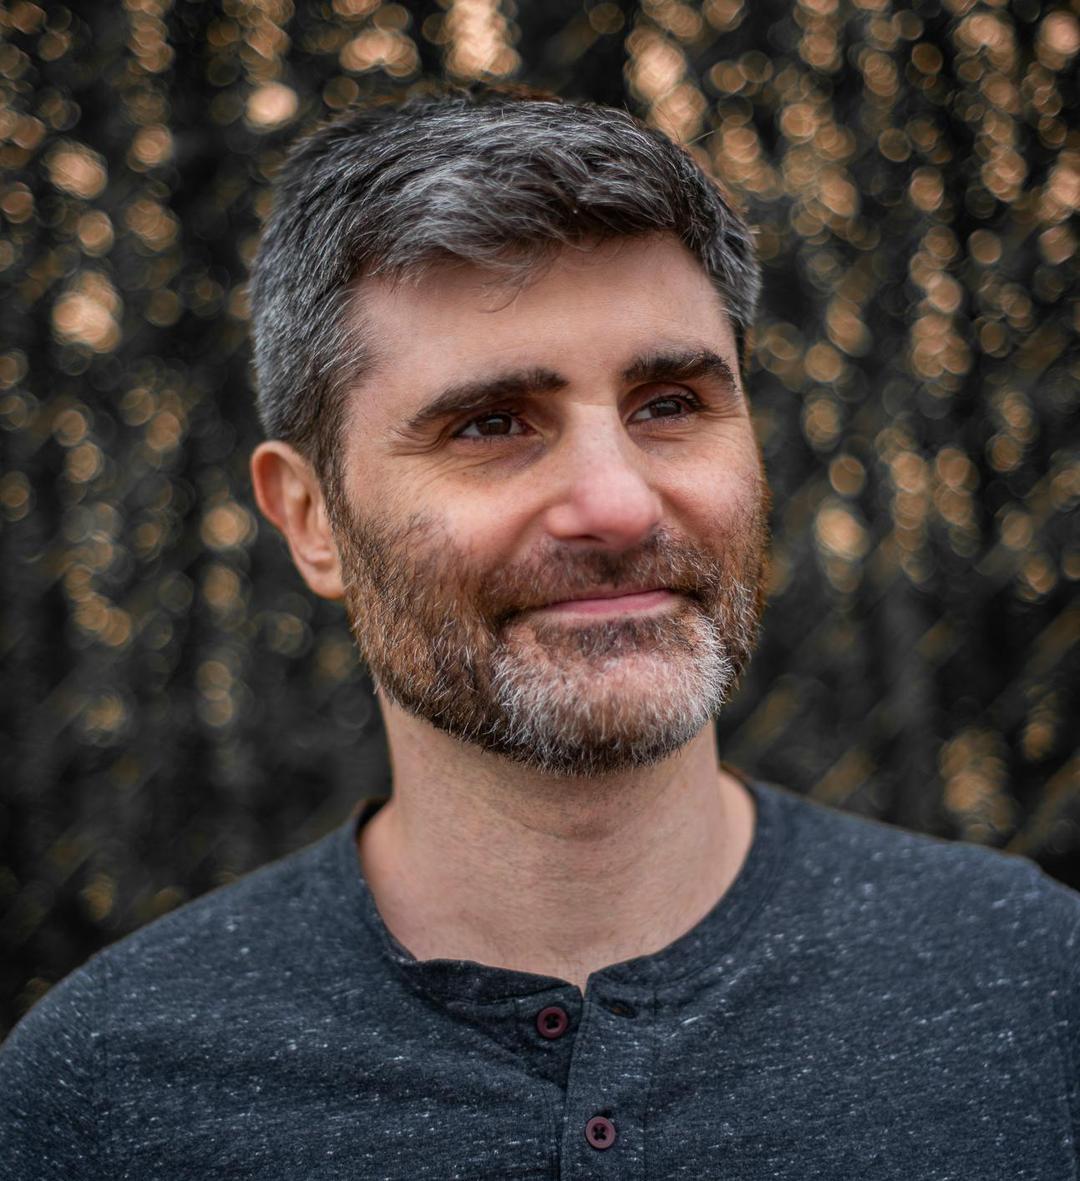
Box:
478;600;754;775
334;508;767;777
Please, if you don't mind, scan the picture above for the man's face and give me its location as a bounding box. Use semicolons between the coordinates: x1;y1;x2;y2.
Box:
329;234;769;776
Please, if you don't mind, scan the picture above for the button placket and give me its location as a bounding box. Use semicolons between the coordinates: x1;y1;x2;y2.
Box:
511;992;581;1088
558;987;655;1179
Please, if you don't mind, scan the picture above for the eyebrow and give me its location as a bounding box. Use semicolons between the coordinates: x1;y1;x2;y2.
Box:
398;346;739;437
400;367;569;436
623;348;738;391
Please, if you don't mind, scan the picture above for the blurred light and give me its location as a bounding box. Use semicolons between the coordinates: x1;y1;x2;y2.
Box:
339;28;419;77
828;455;866;497
201;501;257;551
444;0;518;79
76;210;114;257
940;729;1014;841
815;500;869;562
51;272;122;352
588;4;624;36
246;82;299;130
1036;11;1080;69
129;123;174;168
46;143;107;199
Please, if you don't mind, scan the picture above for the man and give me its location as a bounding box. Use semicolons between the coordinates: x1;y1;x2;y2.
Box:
2;83;1078;1179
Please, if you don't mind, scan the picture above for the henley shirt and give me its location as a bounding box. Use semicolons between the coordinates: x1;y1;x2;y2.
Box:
2;777;1080;1180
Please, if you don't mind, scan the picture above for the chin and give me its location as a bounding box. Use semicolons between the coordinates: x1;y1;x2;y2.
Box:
478;638;736;777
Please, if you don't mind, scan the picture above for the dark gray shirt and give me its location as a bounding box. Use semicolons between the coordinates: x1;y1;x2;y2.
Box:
3;778;1079;1179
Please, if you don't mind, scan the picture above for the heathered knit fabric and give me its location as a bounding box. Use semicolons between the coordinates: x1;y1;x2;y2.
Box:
2;777;1079;1180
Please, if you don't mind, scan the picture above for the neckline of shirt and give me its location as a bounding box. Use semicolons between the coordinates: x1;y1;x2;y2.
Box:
326;774;790;1007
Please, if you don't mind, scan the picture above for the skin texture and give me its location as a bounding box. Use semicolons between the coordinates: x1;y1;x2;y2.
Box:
251;233;768;995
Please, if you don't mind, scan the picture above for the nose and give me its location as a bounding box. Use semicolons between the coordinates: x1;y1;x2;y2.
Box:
539;418;663;551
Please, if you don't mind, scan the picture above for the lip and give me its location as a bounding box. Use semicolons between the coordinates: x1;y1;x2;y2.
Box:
534;588;678;617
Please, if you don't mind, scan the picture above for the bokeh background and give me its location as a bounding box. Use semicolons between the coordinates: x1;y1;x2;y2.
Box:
1;0;1077;1036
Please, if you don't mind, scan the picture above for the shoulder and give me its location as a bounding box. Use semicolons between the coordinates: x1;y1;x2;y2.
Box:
0;818;366;1174
104;817;362;1007
756;779;1080;972
3;816;359;1051
0;939;108;1172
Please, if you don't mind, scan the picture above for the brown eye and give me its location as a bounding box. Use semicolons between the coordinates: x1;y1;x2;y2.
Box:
630;395;698;422
457;412;525;439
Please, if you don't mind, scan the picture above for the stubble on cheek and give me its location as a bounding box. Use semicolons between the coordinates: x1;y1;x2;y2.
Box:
330;480;770;771
334;509;499;718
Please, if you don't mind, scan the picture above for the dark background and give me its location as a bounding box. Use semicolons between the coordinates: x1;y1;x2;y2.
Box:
1;0;1077;1037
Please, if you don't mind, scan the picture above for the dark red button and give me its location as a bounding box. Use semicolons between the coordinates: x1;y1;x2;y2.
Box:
585;1115;616;1150
536;1005;569;1039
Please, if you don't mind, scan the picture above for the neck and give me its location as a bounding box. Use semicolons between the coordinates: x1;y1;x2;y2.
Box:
356;702;756;997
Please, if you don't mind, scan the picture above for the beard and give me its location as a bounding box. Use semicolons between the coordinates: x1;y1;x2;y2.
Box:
331;488;769;777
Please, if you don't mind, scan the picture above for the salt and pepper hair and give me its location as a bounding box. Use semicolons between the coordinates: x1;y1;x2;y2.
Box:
249;82;762;496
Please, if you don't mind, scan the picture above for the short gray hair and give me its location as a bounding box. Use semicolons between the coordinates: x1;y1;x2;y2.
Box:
250;82;761;491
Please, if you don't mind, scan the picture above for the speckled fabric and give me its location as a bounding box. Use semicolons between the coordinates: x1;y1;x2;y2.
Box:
3;778;1079;1180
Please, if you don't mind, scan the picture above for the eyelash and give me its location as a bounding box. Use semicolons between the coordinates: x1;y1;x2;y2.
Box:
452;391;705;442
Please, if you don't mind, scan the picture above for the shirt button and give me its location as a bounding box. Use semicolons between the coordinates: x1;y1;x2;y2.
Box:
535;1005;570;1040
585;1115;616;1150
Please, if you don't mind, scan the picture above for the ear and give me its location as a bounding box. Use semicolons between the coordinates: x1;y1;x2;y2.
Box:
250;440;345;601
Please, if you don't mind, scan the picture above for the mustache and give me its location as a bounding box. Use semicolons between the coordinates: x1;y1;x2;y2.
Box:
335;509;763;633
475;530;732;624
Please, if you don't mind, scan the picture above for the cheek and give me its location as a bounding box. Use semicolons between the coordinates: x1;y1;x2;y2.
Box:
432;499;536;569
659;445;764;529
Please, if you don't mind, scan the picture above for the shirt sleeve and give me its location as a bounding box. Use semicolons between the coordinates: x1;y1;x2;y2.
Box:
0;955;110;1180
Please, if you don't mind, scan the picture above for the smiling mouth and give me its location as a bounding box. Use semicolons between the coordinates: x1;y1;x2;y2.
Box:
533;589;679;617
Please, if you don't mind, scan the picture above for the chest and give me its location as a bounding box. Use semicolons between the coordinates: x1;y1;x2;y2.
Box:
108;980;1074;1181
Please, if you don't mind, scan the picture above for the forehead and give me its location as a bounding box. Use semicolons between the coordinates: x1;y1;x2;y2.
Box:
347;234;740;419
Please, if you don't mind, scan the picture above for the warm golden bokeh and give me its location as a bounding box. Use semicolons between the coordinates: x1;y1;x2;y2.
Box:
0;0;1076;1032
